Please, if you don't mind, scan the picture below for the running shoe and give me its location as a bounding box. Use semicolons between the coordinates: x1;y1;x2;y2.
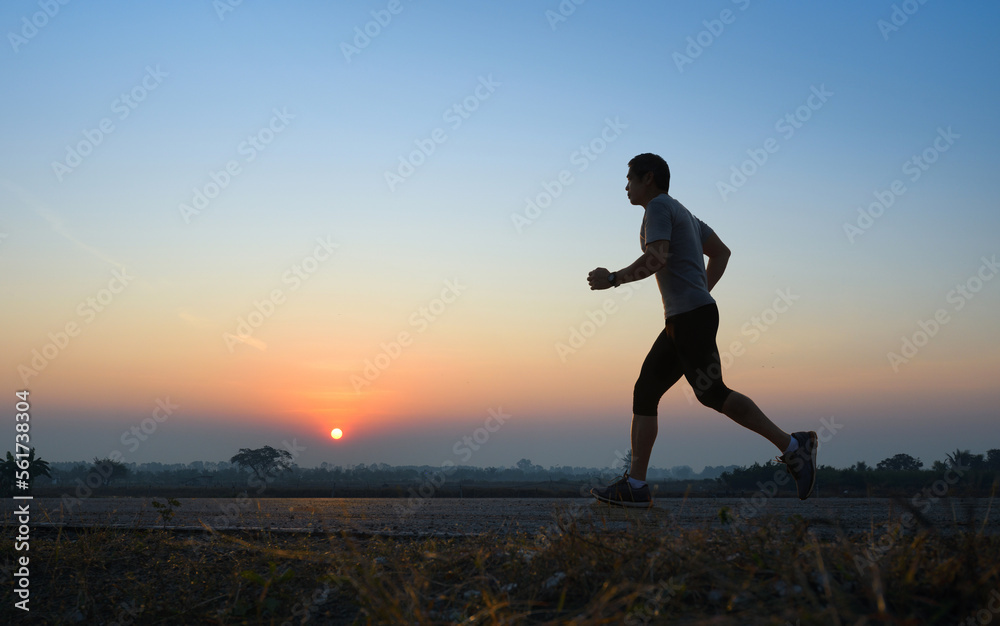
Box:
777;431;818;500
590;473;653;508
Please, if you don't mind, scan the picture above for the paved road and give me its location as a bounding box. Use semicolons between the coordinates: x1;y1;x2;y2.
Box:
3;497;997;537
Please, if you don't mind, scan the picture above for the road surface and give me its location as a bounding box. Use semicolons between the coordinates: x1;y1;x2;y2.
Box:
3;496;996;538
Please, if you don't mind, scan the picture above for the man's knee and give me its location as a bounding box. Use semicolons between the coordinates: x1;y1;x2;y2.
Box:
695;386;732;412
632;397;659;417
632;381;660;416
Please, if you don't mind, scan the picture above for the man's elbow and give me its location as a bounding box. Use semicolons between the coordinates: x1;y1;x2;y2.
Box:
711;245;731;261
703;233;731;260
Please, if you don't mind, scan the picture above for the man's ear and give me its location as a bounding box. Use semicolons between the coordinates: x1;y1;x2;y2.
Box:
643;171;656;185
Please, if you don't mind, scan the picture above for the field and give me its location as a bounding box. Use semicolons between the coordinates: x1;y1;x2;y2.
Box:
2;496;999;624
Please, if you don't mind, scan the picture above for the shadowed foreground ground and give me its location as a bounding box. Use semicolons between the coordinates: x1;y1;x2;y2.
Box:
1;497;998;624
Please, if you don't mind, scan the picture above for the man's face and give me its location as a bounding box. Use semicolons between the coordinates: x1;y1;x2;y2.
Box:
625;170;654;206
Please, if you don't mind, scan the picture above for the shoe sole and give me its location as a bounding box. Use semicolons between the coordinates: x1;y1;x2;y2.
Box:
800;431;818;500
591;491;654;509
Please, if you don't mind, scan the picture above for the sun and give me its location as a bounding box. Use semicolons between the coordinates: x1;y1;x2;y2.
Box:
330;428;343;440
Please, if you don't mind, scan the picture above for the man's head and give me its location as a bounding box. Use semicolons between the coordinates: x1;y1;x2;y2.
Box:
626;153;670;207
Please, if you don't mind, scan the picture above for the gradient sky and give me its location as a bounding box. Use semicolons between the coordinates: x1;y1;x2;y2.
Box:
2;0;998;473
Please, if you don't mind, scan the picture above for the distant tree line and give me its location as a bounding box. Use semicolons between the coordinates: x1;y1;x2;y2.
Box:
717;448;1000;496
4;446;997;496
7;447;736;492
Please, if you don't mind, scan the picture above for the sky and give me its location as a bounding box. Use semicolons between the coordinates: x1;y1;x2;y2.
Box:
2;0;998;473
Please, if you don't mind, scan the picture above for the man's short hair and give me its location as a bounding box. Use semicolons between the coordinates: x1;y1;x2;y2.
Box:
627;153;671;193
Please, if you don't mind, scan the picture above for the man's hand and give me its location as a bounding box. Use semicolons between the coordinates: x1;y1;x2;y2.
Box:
588;267;614;290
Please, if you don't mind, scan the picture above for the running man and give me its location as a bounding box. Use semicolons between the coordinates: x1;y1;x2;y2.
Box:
587;153;817;507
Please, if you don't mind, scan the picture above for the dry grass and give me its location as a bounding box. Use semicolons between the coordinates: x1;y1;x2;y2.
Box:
2;505;998;625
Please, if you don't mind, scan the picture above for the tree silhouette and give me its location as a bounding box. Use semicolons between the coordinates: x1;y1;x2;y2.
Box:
946;449;975;469
91;457;129;486
0;447;52;495
670;465;695;479
876;453;923;471
515;458;537;474
987;449;1000;471
230;446;294;482
852;461;871;472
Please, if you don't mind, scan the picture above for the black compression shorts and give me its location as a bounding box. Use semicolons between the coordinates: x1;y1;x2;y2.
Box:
632;303;733;415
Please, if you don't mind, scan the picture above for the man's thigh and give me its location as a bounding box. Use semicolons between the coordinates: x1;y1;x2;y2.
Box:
673;305;729;406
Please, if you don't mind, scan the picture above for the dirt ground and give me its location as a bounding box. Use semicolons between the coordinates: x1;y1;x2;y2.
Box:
3;496;996;538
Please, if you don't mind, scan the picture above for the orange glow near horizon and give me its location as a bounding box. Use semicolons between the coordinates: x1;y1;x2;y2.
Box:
9;294;999;455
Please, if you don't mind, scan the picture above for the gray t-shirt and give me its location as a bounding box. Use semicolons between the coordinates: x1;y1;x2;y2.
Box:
640;194;716;319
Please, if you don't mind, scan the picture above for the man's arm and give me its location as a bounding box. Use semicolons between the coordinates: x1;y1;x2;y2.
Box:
587;239;669;290
703;231;730;292
618;239;670;285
